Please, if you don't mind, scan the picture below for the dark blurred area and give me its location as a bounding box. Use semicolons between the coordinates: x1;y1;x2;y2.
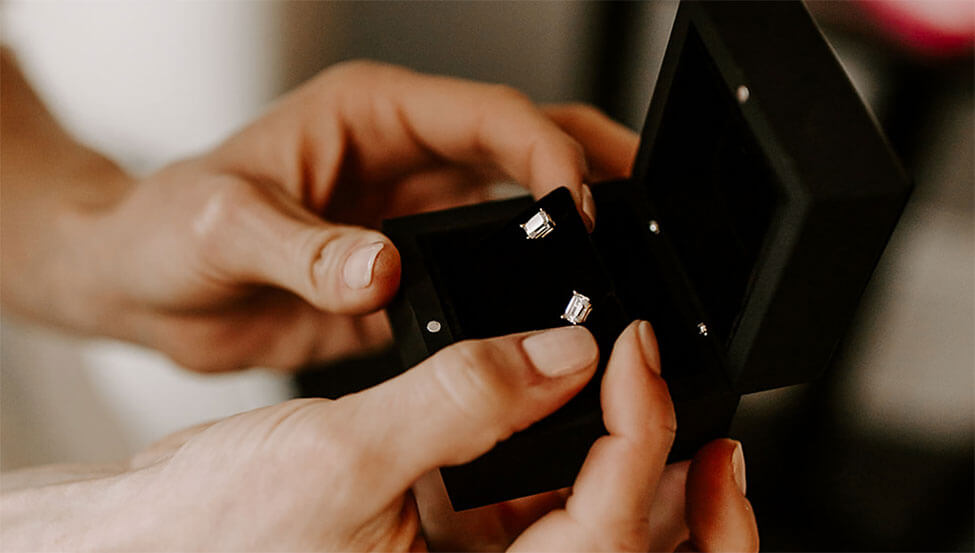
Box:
294;2;974;551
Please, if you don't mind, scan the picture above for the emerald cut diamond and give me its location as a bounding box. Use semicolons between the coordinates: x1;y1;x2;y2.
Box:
520;209;556;239
561;291;593;325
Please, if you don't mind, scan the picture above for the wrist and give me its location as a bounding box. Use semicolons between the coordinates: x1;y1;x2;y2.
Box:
59;160;138;333
0;153;136;336
0;466;151;551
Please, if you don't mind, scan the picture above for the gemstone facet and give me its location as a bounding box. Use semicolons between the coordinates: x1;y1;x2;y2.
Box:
561;291;593;325
520;209;556;239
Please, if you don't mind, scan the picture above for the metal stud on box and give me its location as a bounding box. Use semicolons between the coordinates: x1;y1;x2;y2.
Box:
561;291;593;325
736;85;750;104
520;208;556;240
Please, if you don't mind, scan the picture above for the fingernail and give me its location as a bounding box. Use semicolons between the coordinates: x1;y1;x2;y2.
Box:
522;326;597;378
580;185;596;232
731;441;747;495
635;320;661;375
342;241;385;289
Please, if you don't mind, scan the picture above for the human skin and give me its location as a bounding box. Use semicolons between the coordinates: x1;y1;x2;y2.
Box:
1;51;758;551
1;323;758;551
2;51;632;372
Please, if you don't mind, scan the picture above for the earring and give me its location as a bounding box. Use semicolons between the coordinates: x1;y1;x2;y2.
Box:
520;208;556;239
561;291;593;325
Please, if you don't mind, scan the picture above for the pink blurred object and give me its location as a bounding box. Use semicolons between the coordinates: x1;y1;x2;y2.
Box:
860;0;975;57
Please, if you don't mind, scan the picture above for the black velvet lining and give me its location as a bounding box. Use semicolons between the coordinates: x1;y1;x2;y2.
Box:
420;188;629;432
588;183;728;401
644;27;779;345
410;186;734;509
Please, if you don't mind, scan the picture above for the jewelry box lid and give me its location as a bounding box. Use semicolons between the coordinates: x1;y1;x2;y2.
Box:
630;1;912;393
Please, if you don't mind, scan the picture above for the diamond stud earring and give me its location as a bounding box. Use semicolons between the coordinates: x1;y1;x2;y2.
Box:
561;291;593;325
520;209;556;239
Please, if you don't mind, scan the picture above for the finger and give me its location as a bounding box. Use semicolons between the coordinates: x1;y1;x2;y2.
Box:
563;320;675;547
142;292;391;372
321;62;596;228
193;176;400;315
683;439;759;553
648;461;692;553
381;165;505;220
339;326;599;508
543;103;639;181
511;320;676;552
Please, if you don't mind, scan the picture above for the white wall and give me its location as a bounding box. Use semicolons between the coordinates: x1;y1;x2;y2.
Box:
1;0;294;468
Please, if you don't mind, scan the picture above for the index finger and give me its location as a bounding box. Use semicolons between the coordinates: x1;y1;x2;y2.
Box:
326;62;595;226
543;103;639;182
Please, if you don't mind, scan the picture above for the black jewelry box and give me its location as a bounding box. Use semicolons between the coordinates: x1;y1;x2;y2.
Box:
358;0;912;510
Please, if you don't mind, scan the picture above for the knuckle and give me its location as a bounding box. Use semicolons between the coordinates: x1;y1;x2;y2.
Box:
327;58;382;77
263;399;369;504
192;177;264;247
486;83;533;107
303;230;387;301
300;226;344;279
291;399;368;475
566;137;588;166
540;134;587;177
322;59;407;85
574;504;650;552
430;341;509;428
560;102;606;124
653;383;678;437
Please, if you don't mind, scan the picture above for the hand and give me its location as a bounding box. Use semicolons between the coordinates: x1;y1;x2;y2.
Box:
413;325;758;552
3;56;638;371
0;321;758;551
414;442;754;552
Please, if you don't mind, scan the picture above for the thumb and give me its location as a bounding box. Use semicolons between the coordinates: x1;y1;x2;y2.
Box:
197;178;400;314
128;419;219;469
336;326;599;509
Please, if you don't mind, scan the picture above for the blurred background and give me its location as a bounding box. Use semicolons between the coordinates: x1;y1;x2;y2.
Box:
1;1;971;551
